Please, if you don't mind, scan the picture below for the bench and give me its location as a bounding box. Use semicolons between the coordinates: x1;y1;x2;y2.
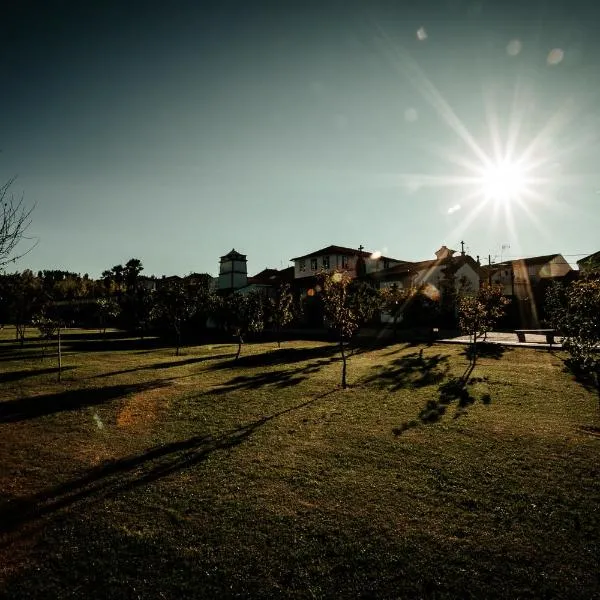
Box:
515;329;556;344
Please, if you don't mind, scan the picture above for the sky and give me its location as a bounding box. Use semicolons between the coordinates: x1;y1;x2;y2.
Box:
1;0;599;278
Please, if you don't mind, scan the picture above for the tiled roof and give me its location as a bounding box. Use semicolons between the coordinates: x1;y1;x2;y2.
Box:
247;266;295;286
220;248;246;260
511;253;561;266
290;245;373;261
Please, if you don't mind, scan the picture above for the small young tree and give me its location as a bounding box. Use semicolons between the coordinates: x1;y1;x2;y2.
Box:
222;292;265;360
458;283;509;360
95;297;121;334
268;283;294;348
32;309;59;360
319;271;378;388
151;281;195;356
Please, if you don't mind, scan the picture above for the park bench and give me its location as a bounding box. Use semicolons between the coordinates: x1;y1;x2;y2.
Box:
514;329;556;344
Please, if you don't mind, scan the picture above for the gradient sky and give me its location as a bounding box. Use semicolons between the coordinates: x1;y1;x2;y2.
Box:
2;0;599;278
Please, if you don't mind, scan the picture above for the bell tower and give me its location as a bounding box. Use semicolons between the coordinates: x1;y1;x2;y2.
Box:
218;249;248;292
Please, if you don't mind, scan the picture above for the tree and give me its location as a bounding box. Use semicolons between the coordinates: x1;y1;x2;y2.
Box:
221;292;265;360
268;283;294;348
0;176;36;267
151;281;195;356
123;258;143;292
111;264;125;294
95;297;121;334
458;284;510;361
379;284;410;336
319;271;378;389
0;270;44;344
546;276;600;396
32;307;60;361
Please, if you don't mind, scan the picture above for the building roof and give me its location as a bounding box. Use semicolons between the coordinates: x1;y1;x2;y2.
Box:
250;268;280;280
290;244;403;262
511;253;562;266
247;266;295;286
290;245;373;261
220;248;246;261
408;254;482;273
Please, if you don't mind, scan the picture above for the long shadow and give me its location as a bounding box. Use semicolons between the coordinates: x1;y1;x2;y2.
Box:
462;342;509;361
92;353;237;379
211;359;333;394
0;380;170;423
393;361;492;436
0;391;337;535
210;345;338;371
0;352;56;363
62;337;164;353
363;351;450;391
0;366;77;384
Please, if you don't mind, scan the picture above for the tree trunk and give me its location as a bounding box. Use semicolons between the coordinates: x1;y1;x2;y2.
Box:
236;335;243;360
277;324;281;349
175;325;181;356
340;334;347;389
57;327;62;382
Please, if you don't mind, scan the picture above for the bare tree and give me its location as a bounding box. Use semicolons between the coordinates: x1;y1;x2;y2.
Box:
1;176;36;267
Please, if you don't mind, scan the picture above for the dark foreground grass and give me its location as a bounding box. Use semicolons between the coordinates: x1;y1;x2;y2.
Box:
0;327;598;598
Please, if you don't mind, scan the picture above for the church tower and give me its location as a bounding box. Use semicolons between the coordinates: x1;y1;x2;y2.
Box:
218;249;248;292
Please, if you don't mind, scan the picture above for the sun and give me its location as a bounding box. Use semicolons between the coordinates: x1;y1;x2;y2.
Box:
478;161;528;202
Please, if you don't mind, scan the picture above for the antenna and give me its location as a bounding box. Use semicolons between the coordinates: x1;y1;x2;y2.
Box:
500;243;510;263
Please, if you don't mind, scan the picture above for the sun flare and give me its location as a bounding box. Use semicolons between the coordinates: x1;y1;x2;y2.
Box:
478;161;529;202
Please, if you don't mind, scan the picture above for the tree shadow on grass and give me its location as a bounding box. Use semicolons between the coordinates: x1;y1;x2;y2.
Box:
210;345;338;371
363;351;450;391
0;366;76;384
63;337;164;353
0;380;171;423
0;350;50;363
393;364;492;436
211;359;334;394
0;391;337;536
462;342;509;361
91;353;237;379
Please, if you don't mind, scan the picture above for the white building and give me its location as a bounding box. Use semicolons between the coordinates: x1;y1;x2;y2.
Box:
290;244;403;281
218;249;248;292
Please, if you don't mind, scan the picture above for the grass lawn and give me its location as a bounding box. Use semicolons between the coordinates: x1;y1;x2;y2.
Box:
0;326;598;598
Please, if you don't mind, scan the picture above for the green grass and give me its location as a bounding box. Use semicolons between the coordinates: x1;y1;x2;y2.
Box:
0;326;598;598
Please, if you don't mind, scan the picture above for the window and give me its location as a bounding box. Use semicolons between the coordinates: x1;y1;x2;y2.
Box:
322;255;330;269
299;259;306;272
341;255;349;269
383;259;390;269
310;258;318;271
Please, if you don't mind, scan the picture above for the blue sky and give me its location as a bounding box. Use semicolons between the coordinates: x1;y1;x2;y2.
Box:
2;0;599;277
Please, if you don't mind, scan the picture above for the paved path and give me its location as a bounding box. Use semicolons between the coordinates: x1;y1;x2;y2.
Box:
439;331;563;348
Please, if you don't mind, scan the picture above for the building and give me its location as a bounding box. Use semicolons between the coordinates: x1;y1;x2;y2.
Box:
482;253;572;298
290;244;403;283
481;253;574;327
236;266;295;296
218;249;248;293
371;246;481;295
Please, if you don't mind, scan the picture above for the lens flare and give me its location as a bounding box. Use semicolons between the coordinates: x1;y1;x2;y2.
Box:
478;161;529;202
